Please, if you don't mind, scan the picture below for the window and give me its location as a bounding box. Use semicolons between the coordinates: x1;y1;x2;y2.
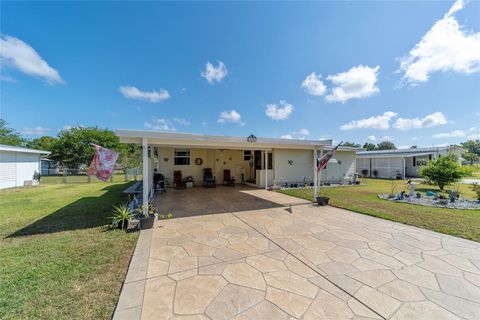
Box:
268;152;273;169
243;150;252;161
174;148;190;165
415;155;429;166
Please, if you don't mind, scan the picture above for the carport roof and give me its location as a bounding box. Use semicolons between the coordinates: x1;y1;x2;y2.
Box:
116;129;336;150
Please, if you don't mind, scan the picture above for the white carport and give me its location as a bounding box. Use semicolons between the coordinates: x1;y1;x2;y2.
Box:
356;147;461;179
116;130;333;215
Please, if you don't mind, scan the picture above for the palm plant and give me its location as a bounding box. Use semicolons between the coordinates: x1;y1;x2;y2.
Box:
111;204;134;230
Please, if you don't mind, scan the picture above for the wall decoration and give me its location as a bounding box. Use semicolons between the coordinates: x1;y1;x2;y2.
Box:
194;158;203;166
288;160;294;165
163;157;169;162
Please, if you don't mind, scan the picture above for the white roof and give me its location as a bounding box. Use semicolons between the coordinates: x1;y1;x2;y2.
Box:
116;129;335;150
357;146;462;158
0;144;50;155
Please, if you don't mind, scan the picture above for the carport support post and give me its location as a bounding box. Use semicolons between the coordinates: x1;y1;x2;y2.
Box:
313;147;318;198
264;149;268;189
142;137;149;216
402;157;406;180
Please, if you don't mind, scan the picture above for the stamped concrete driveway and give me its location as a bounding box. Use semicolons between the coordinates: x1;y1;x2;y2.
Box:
114;188;480;320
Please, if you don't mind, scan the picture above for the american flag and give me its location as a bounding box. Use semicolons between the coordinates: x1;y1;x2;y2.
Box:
87;144;119;182
317;142;343;172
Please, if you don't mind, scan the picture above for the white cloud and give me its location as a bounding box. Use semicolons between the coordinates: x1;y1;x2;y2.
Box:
433;129;465;139
119;86;170;103
433;127;480;139
281;128;309;140
61;124;84;131
202;61;228;84
265;100;294;120
301;72;327;96
381;135;394;141
0;75;17;83
173;118;190;126
340;111;397;130
366;135;377;142
22;126;51;135
394;112;447;130
325;65;380;103
399;0;480;84
0;35;63;84
144;118;175;131
217;110;245;126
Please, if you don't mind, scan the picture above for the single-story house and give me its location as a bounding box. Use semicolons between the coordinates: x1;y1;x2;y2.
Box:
116;130;359;213
356;146;464;179
0;144;50;189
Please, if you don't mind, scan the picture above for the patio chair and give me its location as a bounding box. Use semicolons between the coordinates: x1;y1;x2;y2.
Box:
173;170;185;189
203;168;216;188
223;169;235;186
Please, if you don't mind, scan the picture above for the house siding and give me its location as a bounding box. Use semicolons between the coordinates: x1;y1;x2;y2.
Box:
0;150;41;189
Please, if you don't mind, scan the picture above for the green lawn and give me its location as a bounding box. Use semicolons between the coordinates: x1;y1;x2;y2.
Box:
279;179;480;242
465;164;480;178
0;182;138;319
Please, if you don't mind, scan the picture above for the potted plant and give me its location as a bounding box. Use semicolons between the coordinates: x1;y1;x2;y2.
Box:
315;195;330;206
111;203;134;230
396;171;402;180
184;176;194;188
361;169;369;178
136;202;156;229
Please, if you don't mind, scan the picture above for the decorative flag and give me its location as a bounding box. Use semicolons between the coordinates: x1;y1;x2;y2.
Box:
87;144;119;182
317;141;343;172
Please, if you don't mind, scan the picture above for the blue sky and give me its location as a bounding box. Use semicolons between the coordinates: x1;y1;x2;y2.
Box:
1;0;479;148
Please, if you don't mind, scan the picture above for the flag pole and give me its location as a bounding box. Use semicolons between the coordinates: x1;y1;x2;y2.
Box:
315;141;343;200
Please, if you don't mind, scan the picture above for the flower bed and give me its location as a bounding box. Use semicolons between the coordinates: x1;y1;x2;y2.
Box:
378;193;480;210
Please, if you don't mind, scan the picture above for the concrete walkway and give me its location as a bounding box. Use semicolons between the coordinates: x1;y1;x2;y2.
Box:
114;189;480;320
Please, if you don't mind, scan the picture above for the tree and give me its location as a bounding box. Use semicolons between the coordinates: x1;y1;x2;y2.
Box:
0;119;25;146
410;145;418;149
26;136;57;152
463;152;479;165
461;140;480;156
419;154;471;190
362;142;376;151
50;126;120;168
118;143;142;169
376;141;397;150
342;141;361;148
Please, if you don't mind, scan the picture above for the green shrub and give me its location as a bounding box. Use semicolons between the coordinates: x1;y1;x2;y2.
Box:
111;203;133;229
419;155;471;190
471;183;480;201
